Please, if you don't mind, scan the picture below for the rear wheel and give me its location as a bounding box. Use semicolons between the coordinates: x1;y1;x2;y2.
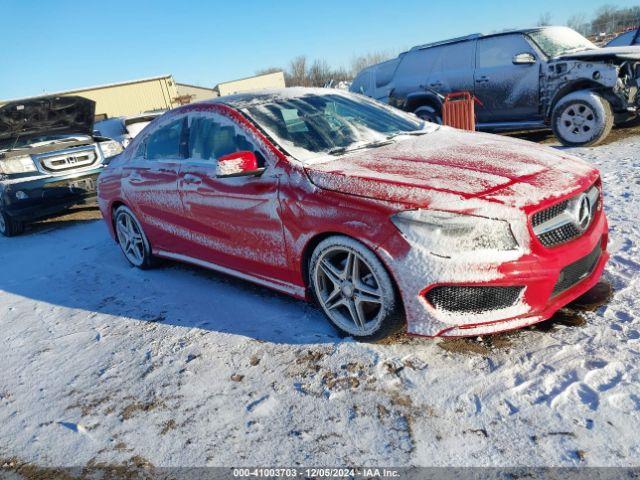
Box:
551;91;614;147
114;206;155;269
309;236;403;341
0;209;24;237
414;105;442;125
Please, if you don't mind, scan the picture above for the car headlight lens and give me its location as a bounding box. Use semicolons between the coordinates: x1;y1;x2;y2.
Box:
391;210;518;257
99;139;124;159
0;154;38;174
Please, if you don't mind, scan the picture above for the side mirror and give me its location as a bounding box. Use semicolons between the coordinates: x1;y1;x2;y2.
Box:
216;151;264;178
513;52;536;65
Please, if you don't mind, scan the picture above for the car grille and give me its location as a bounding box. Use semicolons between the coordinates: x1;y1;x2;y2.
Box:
38;148;98;173
425;286;524;314
531;185;600;248
552;243;602;296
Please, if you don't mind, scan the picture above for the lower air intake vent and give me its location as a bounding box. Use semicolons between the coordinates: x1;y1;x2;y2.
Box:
552;244;602;296
425;286;524;314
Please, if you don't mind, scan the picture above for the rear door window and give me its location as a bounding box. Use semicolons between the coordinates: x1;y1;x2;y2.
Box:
145;117;188;160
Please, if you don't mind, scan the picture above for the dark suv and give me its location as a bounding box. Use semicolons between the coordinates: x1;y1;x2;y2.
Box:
351;26;640;146
0;95;123;236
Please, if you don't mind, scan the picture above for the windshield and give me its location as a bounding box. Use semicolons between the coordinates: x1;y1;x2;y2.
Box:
0;134;91;152
528;27;597;58
241;93;429;162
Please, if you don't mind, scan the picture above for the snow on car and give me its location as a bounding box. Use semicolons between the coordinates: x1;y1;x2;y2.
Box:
352;26;640;147
0;132;638;468
97;88;609;340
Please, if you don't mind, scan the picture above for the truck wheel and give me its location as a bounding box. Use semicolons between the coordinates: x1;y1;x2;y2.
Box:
0;209;24;237
551;91;614;147
414;105;442;124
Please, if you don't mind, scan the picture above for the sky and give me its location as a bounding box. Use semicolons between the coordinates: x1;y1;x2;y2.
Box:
1;0;638;99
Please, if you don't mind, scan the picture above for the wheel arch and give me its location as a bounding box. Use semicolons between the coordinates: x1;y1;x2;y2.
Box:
546;80;609;119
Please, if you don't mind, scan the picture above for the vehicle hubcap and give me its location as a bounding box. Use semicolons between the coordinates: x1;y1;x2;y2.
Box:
559;104;597;143
116;212;145;266
314;247;384;336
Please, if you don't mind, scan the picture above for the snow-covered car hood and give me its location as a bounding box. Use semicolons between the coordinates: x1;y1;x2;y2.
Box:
556;45;640;61
304;128;599;209
0;95;96;142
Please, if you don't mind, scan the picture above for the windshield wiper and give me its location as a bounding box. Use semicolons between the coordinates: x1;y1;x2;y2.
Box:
328;139;393;155
385;130;429;140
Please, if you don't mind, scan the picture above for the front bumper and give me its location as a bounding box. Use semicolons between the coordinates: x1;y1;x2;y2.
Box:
381;206;609;337
1;167;103;222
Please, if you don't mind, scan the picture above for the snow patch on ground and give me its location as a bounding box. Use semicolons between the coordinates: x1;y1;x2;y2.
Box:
0;133;639;467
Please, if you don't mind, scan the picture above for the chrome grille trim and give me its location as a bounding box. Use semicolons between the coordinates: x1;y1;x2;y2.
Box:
532;185;600;248
36;146;99;173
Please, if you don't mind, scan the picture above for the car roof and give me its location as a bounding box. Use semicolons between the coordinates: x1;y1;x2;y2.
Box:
408;26;551;52
192;87;346;109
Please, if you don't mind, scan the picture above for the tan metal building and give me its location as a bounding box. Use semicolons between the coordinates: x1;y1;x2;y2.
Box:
214;71;286;97
1;75;214;119
176;82;217;103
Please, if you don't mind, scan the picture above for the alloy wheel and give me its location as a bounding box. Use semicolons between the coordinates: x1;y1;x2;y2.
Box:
559;103;597;144
116;211;146;266
313;246;385;336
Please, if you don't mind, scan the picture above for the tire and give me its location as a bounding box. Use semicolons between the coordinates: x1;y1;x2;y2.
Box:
309;235;403;341
0;209;24;237
414;105;442;125
113;205;156;269
551;91;614;147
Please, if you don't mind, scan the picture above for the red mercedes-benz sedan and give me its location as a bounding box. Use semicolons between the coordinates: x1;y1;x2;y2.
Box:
97;88;609;340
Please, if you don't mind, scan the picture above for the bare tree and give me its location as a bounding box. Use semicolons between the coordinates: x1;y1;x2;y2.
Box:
349;51;391;77
255;67;283;76
567;13;589;35
287;56;309;87
308;59;333;87
537;12;552;26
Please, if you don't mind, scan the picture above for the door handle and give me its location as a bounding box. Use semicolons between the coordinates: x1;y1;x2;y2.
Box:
128;173;144;185
182;174;203;186
429;81;443;88
475;76;489;83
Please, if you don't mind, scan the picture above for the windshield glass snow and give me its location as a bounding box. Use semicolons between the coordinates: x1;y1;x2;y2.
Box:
528;27;597;58
242;93;430;161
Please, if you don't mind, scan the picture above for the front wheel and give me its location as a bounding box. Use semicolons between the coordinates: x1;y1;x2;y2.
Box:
0;209;24;237
551;91;614;147
114;206;156;269
309;236;403;341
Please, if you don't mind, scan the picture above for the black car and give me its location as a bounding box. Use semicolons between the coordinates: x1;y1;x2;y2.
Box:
351;26;640;146
0;95;122;236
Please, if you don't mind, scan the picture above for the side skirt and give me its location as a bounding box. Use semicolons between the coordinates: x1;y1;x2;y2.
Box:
154;250;307;299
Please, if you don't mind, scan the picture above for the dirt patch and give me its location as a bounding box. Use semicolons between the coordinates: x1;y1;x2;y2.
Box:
438;333;513;356
120;400;165;421
159;419;177;435
506;122;640;147
567;281;613;312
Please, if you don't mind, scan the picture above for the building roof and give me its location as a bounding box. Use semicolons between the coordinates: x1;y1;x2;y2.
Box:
1;74;176;104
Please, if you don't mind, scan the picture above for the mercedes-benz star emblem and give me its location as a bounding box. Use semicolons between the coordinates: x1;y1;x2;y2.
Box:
576;194;592;230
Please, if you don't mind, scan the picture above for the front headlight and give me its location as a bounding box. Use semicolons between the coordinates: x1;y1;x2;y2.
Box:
391;210;518;257
0;154;38;174
99;139;124;159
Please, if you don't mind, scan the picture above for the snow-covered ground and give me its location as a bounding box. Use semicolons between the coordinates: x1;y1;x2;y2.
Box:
0;132;639;469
